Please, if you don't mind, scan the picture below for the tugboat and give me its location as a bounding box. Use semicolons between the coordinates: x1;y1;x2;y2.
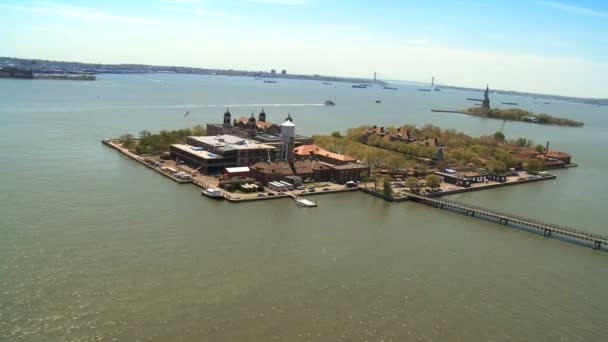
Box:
324;100;336;106
201;188;224;200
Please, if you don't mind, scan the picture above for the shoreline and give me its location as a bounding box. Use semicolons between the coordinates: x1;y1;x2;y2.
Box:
430;108;583;127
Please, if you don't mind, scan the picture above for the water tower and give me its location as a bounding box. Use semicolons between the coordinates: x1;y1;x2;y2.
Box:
280;114;296;161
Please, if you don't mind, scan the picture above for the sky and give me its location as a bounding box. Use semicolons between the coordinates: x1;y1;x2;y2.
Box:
1;0;607;97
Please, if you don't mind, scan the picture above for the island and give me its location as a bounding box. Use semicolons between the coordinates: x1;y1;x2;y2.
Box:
102;109;608;250
0;66;96;81
104;108;576;203
432;85;583;127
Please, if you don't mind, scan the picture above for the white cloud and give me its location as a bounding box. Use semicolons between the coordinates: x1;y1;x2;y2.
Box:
1;1;160;24
536;1;608;18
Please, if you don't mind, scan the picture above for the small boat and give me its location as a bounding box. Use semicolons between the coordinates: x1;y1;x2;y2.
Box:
264;80;277;83
501;102;518;105
295;197;317;207
201;188;224;199
322;82;333;85
383;86;398;90
417;89;431;92
375;100;381;103
466;98;483;101
352;85;367;88
324;100;336;106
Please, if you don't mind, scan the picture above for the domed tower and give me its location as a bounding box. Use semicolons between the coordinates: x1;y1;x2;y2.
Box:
247;113;257;136
258;108;266;122
280;116;296;162
223;108;231;128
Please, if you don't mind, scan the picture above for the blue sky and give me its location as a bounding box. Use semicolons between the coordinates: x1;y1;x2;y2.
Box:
1;0;607;97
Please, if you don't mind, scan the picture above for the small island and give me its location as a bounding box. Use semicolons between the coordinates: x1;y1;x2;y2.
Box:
433;85;584;127
34;74;96;81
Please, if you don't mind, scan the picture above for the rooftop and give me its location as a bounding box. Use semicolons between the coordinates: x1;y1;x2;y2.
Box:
294;144;357;162
171;144;223;159
189;135;276;150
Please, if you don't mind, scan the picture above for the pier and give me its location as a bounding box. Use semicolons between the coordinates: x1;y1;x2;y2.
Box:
406;193;607;250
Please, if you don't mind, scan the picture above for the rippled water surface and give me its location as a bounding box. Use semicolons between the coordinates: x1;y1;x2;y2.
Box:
1;75;607;341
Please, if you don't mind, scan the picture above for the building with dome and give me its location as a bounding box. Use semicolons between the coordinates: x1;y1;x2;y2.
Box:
206;109;313;150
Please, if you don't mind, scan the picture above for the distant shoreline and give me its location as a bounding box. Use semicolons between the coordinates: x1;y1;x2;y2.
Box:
1;56;606;104
0;56;383;86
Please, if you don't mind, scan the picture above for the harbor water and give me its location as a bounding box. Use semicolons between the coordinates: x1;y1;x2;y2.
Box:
1;75;607;341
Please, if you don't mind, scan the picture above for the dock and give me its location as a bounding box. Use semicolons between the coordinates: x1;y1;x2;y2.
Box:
407;193;607;250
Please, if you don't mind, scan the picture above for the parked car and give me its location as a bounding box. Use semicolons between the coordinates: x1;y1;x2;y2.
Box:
257;193;266;197
268;192;276;196
323;188;330;191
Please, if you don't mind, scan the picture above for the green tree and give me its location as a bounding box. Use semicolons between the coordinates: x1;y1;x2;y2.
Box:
494;131;505;143
119;134;135;149
535;144;545;153
525;159;545;174
425;174;441;189
487;159;507;173
516;138;528;147
382;178;393;198
331;131;341;138
404;176;420;191
191;124;206;136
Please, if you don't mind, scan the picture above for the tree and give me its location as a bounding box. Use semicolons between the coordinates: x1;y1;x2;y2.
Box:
525;159;545;174
487;159;507;173
494;131;505;143
382;178;393;198
425;174;441;189
535;144;545;153
119;134;135;149
516;138;528;147
331;131;341;138
191;124;206;136
404;176;420;191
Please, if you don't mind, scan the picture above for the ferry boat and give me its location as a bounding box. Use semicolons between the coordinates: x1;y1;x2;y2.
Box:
383;86;398;90
295;197;317;208
201;188;224;199
263;80;277;83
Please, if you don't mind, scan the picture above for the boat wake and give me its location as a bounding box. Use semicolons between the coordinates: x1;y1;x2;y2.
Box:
6;103;326;113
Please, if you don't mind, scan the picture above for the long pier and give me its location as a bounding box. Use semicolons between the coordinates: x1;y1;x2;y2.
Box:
406;193;607;250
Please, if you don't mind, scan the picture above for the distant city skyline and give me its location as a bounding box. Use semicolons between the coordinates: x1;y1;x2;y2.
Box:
1;0;607;97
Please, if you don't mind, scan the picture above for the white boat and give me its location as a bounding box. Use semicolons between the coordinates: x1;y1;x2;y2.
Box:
201;188;224;199
295;197;317;207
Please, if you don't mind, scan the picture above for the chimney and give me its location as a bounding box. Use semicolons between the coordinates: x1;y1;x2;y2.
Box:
545;141;549;154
